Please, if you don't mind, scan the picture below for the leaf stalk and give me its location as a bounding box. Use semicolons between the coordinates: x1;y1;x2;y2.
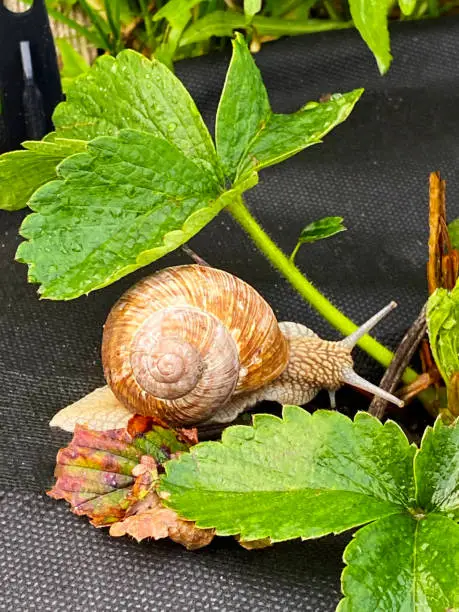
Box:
227;195;418;385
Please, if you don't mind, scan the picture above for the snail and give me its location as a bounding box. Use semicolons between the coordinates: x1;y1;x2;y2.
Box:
51;265;403;433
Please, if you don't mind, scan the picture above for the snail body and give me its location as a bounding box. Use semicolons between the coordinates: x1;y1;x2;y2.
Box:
51;265;403;432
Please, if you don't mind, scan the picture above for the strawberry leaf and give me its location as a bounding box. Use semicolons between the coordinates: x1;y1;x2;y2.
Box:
216;33;363;182
339;513;459;611
161;407;459;610
160;408;416;541
13;40;361;300
48;423;189;526
449;218;459;250
0;137;86;211
290;216;346;262
52;49;222;182
426;278;459;385
414;417;459;519
16;130;255;299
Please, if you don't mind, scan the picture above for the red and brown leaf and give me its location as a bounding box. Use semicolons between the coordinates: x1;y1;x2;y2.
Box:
109;490;215;549
48;422;213;548
48;426;140;525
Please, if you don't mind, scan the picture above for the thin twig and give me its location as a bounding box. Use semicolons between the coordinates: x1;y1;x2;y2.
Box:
398;373;436;404
181;244;211;266
368;304;427;419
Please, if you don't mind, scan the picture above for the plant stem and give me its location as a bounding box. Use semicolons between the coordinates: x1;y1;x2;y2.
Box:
139;0;155;51
323;0;342;21
289;242;301;263
227;195;418;385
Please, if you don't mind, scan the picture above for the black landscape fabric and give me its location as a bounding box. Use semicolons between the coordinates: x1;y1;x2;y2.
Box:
1;16;459;611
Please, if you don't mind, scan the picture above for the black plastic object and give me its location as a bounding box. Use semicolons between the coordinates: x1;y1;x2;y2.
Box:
1;15;459;612
0;0;62;153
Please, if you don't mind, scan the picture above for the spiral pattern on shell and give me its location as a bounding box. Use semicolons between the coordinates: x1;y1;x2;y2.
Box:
102;265;289;425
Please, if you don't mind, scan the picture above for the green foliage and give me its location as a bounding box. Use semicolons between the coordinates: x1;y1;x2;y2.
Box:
217;35;362;182
12;40;359;299
48;1;448;74
153;0;201;67
161;410;416;540
161;407;459;611
180;12;352;47
348;0;392;74
426;278;459;384
0;137;86;211
216;32;270;181
52;50;221;180
398;0;417;15
56;38;90;80
290;215;346;262
339;513;459;611
16;130;245;299
56;38;90;92
414;416;459;518
244;0;262;17
449;218;459;250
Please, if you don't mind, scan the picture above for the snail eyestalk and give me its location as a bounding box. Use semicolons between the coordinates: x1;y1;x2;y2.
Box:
340;368;404;408
339;302;398;349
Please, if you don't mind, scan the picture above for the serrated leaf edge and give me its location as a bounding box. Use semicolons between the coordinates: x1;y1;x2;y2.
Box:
16;159;258;300
236;89;364;182
160;407;415;541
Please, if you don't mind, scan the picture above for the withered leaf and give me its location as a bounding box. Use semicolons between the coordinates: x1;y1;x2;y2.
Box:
48;423;212;548
110;490;214;550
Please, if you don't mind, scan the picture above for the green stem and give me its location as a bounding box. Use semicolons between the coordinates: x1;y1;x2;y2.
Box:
289;242;301;263
227;196;418;385
323;0;342;21
139;0;155;50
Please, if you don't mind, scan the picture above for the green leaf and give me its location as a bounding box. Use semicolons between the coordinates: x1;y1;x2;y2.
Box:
52;49;222;182
237;91;363;180
180;12;250;46
0;138;86;211
216;32;270;181
22;135;87;157
398;0;417;16
160;408;416;542
426;278;459;383
78;0;112;52
180;13;352;47
45;5;106;48
449;218;459;250
244;0;262;17
349;0;392;74
154;0;201;26
152;0;201;68
339;513;459;611
56;38;90;80
414;417;459;519
298;216;346;243
216;34;363;181
290;216;346;262
16;129;256;299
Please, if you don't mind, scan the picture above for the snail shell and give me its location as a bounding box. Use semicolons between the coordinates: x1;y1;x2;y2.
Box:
102;265;289;425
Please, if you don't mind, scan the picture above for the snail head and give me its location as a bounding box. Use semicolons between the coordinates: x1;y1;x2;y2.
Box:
288;302;404;408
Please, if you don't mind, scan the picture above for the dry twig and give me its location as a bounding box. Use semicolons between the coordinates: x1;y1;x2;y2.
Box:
368;305;427;419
